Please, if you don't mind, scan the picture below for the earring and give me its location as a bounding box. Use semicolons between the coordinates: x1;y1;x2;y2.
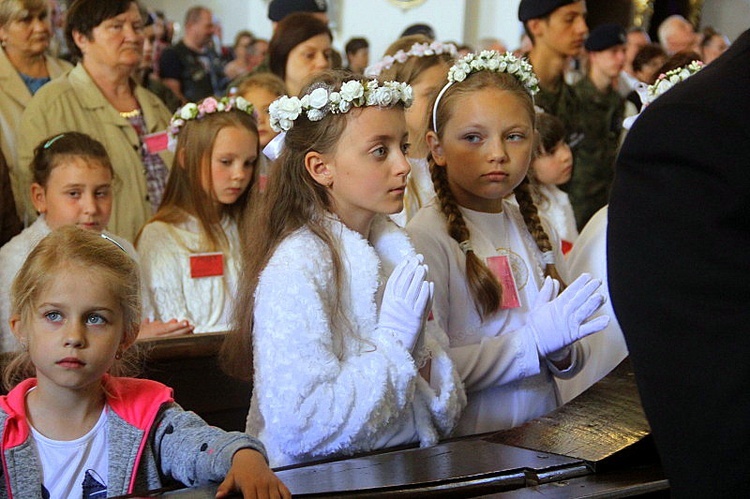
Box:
115;351;122;360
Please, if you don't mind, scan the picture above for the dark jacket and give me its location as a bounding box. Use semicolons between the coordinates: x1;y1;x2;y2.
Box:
608;28;750;498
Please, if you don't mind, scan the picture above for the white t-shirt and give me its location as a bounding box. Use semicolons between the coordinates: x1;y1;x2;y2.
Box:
31;406;109;499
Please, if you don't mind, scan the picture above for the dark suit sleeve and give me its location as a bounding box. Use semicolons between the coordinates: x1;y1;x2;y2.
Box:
607;49;750;496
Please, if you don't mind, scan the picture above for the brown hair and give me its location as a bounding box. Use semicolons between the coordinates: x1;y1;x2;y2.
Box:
429;70;564;318
220;69;407;380
529;112;566;207
4;225;141;389
377;34;453;209
377;35;453;84
138;100;259;254
65;0;142;62
31;132;114;187
268;12;332;84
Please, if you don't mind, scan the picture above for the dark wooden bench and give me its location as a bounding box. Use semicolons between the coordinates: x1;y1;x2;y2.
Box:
134;358;668;498
133;333;251;432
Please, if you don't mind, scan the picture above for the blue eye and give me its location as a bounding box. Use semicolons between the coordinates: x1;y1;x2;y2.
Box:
87;314;107;326
44;311;62;322
372;146;387;159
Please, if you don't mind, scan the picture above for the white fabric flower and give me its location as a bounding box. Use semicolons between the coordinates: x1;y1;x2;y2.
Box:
340;81;364;101
180;103;198;120
308;87;329;109
275;96;303;120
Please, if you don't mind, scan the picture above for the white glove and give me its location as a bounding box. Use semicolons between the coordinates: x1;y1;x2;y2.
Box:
378;255;433;353
527;273;610;358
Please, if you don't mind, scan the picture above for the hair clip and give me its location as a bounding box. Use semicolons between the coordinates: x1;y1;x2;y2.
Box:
100;233;127;253
43;134;65;149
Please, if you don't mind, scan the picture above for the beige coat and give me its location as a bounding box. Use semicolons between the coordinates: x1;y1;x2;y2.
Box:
0;48;72;217
17;63;173;242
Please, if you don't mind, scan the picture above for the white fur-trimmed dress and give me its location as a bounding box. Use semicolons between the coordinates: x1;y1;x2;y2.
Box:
247;215;466;467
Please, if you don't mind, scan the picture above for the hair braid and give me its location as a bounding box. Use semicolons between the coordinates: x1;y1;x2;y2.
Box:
513;176;566;287
430;160;503;318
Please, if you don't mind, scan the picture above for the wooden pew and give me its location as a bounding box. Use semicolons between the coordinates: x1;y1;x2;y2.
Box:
126;358;668;498
132;333;251;432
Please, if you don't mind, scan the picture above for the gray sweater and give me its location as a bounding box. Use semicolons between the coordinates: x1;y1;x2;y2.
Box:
0;376;267;498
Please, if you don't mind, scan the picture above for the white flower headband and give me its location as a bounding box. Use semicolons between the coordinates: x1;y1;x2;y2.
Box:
623;60;703;130
268;79;413;133
363;41;458;78
643;60;703;106
432;50;539;132
168;96;255;151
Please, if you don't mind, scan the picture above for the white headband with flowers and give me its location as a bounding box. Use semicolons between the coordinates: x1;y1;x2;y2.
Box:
363;41;458;78
168;96;255;151
623;60;704;130
268;79;413;133
431;50;539;132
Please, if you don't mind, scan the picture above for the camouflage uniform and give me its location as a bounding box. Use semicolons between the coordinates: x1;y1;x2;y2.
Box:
568;77;624;229
535;78;584;151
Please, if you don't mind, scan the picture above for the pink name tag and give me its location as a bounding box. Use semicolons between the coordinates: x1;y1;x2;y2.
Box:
258;173;268;193
190;253;223;278
486;255;521;309
142;131;169;154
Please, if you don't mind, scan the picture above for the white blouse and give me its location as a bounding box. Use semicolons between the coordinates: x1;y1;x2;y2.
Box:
407;200;583;436
137;215;240;333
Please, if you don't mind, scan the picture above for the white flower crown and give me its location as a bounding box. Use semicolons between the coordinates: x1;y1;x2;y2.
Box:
624;60;704;130
448;50;539;94
363;41;458;78
168;96;254;151
644;60;703;105
269;79;413;133
432;50;539;132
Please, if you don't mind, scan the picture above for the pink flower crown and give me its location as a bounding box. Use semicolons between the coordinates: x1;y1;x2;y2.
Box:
167;96;255;151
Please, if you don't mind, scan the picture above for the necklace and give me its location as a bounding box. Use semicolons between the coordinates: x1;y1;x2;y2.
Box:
119;108;141;119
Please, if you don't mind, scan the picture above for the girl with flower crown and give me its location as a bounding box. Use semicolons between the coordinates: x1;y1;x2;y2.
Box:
406;51;609;436
366;35;457;226
136;96;258;335
221;69;465;467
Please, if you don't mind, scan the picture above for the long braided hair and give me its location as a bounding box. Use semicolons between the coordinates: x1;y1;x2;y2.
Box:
429;70;565;319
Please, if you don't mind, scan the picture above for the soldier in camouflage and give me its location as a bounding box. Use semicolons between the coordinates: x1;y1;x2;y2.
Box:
570;24;627;229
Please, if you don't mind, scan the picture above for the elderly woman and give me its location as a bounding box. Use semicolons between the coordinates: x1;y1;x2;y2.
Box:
268;12;331;96
17;0;171;242
0;0;72;220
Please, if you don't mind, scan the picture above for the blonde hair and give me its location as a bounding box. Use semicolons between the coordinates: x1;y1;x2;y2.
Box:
138;99;259;253
4;226;141;390
220;69;409;380
429;70;565;318
236;72;287;99
0;0;46;26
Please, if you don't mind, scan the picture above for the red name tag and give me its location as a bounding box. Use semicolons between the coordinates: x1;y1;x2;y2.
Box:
189;253;224;278
142;131;169;154
486;255;521;309
561;239;573;255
